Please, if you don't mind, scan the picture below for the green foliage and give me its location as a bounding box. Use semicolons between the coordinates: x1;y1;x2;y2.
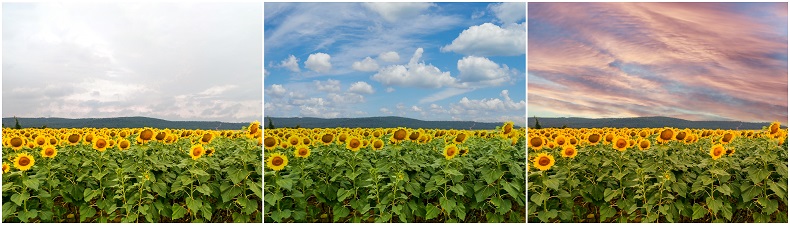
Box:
2;130;262;222
264;130;526;222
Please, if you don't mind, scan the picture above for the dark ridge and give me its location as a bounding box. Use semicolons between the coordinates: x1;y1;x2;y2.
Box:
264;116;516;130
2;117;249;130
527;116;781;130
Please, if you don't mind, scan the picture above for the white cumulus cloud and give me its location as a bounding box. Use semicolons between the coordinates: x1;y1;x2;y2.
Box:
305;52;332;73
363;2;433;22
441;23;526;56
371;48;456;88
314;79;341;93
457;56;511;86
348;81;375;95
265;84;287;98
279;55;301;72
378;51;400;62
351;57;379;72
489;2;526;24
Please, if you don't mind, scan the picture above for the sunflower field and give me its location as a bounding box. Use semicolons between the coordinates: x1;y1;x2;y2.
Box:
264;122;526;222
1;122;263;222
527;122;788;223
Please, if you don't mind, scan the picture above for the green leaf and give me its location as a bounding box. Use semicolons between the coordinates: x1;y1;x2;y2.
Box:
23;178;40;190
758;196;779;214
769;181;786;200
482;168;504;184
604;188;619;202
450;184;466;196
264;192;282;206
3;202;17;220
337;188;353;202
202;202;213;221
189;168;209;176
186;198;202;215
84;188;99;202
195;184;211;196
79;205;96;222
152;181;168;197
720;202;733;221
709;169;729;176
439;197;456;215
544;179;560;190
716;185;732;196
424;204;440;220
599;205;616;222
750;168;771;184
171;204;187;220
11;192;29;206
333;206;349;222
247;181;262;199
276;177;293;191
537;209;558;222
228;168;249;184
692;204;706;220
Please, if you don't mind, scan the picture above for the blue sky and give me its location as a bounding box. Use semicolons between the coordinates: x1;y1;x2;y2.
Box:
264;2;526;126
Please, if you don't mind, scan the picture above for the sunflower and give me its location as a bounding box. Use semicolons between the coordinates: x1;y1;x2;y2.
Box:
14;153;35;171
118;139;131;151
301;136;312;146
443;144;459;160
502;121;514;135
93;137;109;152
205;148;215;156
154;131;168;142
190;144;205;160
138;128;155;143
83;133;95;145
391;128;408;143
47;137;58;146
249;120;260;134
264;136;279;150
528;136;545;150
319;133;335;145
266;153;288;171
372;139;384;150
288;135;301;146
612;136;628;152
40;145;57;158
769;121;781;136
586;133;601;145
532;153;555;171
638;138;651;151
710;144;725;160
346;136;362;151
657;128;674;144
34;135;47;146
453;132;468;144
9;136;26;150
720;132;735;144
2;163;9;173
294;145;311;158
725;147;736;156
561;145;577;158
554;135;567;146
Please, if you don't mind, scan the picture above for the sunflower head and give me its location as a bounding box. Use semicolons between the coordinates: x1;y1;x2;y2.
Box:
2;163;9;174
586;133;601;145
710;144;725;160
190;144;205;160
139;128;155;142
720;132;735;144
612;137;628;152
657;128;675;143
638;139;651;151
9;136;27;150
372;139;384;150
528;136;545;150
346;136;362;151
392;129;408;142
561;145;577;158
769;121;781;135
532;153;555;171
118;139;131;151
266;153;288;171
294;145;311;158
14;153;35;171
264;136;279;150
320;133;334;145
443;144;459;160
93;137;109;152
40;145;58;158
502;121;514;135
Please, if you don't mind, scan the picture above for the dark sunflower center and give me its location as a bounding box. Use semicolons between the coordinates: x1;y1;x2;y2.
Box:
538;157;550;166
564;148;574;156
69;134;80;143
589;134;600;143
140;130;154;140
193;148;203;156
714;148;723;156
120;141;129;148
676;132;686;140
771;124;779;134
322;134;333;143
272;157;283;166
86;135;94;142
530;137;542;147
722;134;732;142
409;132;420;140
617;140;627;148
455;134;466;142
264;137;277;147
97;140;107;148
660;129;673;140
19;157;30;166
45;149;55;156
569;139;577;145
206;149;214;154
504;125;512;134
156;132;167;140
374;141;383;148
350;139;360;148
556;138;565;145
339;135;348;142
460;149;467;154
394;130;407;140
37;139;45;145
49;139;57;145
290;138;299;145
641;141;649;148
10;138;23;147
726;149;733;154
298;148;308;156
447;148;456;156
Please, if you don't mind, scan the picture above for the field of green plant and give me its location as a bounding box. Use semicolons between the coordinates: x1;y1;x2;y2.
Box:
528;125;788;223
2;125;262;222
264;125;526;222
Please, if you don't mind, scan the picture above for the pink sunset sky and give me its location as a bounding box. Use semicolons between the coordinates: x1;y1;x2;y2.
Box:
528;2;788;123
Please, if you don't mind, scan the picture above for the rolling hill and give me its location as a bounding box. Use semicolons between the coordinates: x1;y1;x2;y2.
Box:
527;116;779;130
2;117;249;130
264;116;515;130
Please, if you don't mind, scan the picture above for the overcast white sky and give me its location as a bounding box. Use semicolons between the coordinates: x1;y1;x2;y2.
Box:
2;3;262;123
